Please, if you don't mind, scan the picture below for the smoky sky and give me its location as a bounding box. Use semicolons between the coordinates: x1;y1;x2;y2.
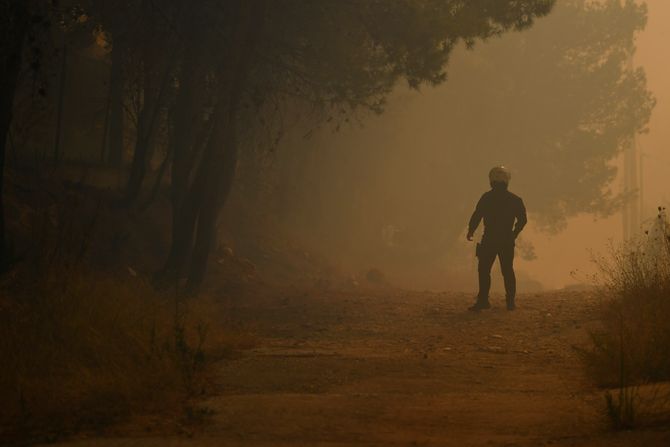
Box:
252;0;669;290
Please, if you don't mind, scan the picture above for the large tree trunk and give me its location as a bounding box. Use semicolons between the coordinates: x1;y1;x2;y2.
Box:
124;0;170;204
169;46;202;222
160;172;203;282
157;0;267;293
183;0;267;292
159;101;236;293
158;107;217;285
124;84;157;202
0;0;29;271
125;56;176;203
156;38;205;283
107;38;125;167
157;7;217;284
185;124;238;291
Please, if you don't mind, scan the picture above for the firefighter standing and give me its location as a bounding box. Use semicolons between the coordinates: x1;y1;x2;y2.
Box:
466;166;527;311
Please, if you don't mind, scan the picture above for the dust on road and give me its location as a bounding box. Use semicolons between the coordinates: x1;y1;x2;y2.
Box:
49;289;670;446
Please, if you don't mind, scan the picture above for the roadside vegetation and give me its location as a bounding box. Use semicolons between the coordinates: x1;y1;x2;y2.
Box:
0;175;253;445
586;207;670;429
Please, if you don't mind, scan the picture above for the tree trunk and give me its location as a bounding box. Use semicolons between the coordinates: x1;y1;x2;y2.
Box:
107;38;125;167
140;146;171;210
158;105;219;285
155;9;208;286
185;127;238;292
169;50;201;215
184;1;267;291
124;89;155;202
158;0;267;292
124;0;172;204
158;92;232;290
160;173;203;282
125;57;174;203
0;0;29;270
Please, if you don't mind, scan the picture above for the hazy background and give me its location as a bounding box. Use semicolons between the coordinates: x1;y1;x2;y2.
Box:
228;0;667;291
523;0;670;289
6;0;663;292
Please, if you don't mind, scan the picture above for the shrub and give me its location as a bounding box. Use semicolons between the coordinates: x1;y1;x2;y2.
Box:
585;207;670;428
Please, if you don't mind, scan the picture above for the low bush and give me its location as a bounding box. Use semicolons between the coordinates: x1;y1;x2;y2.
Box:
585;207;670;428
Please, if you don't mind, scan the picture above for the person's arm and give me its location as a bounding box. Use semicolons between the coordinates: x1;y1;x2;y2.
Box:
467;196;485;241
513;197;527;238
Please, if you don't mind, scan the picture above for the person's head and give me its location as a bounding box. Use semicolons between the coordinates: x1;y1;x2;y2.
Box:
489;166;511;190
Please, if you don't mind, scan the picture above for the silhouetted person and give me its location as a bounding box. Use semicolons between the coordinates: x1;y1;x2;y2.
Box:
466;166;527;311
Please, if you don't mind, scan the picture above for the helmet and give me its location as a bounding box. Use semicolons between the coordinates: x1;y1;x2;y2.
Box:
489;166;511;185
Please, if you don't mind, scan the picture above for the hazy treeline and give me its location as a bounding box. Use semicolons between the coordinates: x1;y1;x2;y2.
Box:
234;0;654;284
1;1;654;289
1;0;562;289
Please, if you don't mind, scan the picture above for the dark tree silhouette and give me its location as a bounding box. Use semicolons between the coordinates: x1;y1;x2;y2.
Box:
0;0;30;270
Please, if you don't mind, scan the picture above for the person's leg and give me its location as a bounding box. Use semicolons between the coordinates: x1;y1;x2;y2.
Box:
476;244;497;305
499;242;516;309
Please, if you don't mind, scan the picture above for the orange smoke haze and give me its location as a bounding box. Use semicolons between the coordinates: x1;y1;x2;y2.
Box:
519;0;670;288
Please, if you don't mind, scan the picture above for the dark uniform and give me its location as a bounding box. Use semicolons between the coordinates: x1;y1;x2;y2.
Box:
467;183;527;309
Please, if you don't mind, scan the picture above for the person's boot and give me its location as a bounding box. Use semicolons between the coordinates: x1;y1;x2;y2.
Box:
469;298;491;312
506;296;516;311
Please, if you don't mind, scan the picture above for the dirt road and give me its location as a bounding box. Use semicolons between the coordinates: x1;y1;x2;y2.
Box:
51;289;670;446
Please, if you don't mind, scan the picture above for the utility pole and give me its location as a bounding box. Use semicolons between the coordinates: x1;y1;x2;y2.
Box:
639;150;645;225
622;131;640;241
622;52;641;241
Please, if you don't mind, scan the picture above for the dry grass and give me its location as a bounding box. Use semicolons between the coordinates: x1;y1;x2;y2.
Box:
0;176;257;444
0;265;208;444
585;208;670;429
